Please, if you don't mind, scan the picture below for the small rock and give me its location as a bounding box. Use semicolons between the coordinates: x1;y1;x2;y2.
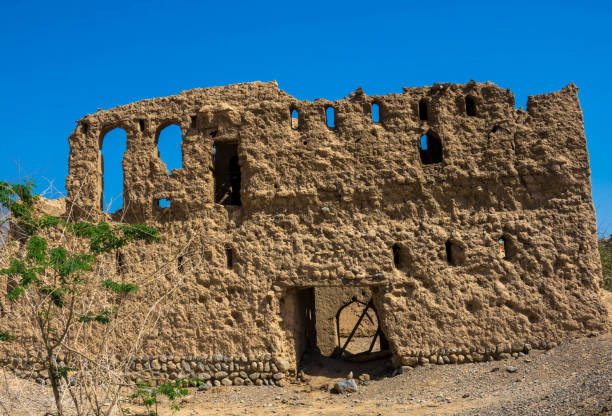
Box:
402;356;419;366
276;359;290;372
511;341;524;353
359;373;370;382
347;371;353;379
506;366;518;373
332;379;358;394
198;383;211;392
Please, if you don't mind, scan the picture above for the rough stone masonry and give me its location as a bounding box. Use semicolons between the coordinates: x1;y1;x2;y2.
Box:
1;81;609;385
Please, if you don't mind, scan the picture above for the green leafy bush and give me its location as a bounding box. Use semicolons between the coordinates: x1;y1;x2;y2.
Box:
0;180;161;416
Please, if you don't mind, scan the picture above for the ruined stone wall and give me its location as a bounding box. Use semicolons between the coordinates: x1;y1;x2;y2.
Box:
1;81;609;382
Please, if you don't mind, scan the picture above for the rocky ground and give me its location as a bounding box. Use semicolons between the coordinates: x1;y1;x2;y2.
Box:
1;293;611;416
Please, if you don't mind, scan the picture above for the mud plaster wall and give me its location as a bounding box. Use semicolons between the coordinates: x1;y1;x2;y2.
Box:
4;81;609;372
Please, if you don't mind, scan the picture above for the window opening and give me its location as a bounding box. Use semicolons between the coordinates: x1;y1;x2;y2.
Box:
326;106;335;129
372;103;380;123
465;96;477;116
291;109;299;130
138;120;145;131
419;99;428;121
446;240;453;265
392;244;401;268
158;199;171;208
419;132;443;165
214;142;241;206
335;298;390;358
157;124;183;174
190;115;197;129
100;127;127;213
498;237;506;259
499;235;514;259
226;248;233;269
82;122;89;134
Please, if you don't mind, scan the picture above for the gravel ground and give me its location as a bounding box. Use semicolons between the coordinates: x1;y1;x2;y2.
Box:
1;335;610;415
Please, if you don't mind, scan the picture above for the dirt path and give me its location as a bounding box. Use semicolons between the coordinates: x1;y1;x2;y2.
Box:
2;293;611;416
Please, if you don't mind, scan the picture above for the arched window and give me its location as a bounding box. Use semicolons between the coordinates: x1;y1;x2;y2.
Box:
419;98;428;121
291;109;299;130
157;124;183;174
372;103;380;123
335;299;389;356
100;127;127;213
465;96;477;116
326;106;335;129
419;132;443;165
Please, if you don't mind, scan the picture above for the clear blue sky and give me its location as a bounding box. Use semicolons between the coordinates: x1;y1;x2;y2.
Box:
1;1;611;233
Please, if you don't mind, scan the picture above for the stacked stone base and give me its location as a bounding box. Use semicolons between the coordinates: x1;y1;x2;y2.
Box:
0;353;293;388
0;340;559;387
397;341;555;368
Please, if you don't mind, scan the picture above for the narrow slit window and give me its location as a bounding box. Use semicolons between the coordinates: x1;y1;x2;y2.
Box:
326;106;335;129
190;115;197;129
226;248;233;269
465;96;477;116
445;240;453;265
214;142;241;206
500;235;513;259
158;199;171;208
392;244;401;268
138;120;145;131
419;99;428;121
291;109;299;130
498;237;505;259
419;132;443;165
372;103;380;123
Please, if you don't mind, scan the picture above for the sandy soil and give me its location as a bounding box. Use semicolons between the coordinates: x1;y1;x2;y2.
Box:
2;293;611;416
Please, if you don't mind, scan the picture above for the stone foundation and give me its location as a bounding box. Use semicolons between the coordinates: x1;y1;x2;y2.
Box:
1;340;560;387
